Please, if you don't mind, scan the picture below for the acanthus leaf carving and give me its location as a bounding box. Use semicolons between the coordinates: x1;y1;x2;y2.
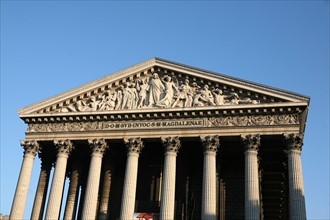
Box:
124;137;144;154
161;136;181;154
20;140;39;157
283;133;303;152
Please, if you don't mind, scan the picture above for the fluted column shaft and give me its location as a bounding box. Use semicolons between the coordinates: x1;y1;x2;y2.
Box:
30;157;52;220
120;138;144;220
243;135;261;220
285;134;306;220
10;140;39;220
82;139;108;220
98;161;112;220
45;140;73;220
63;155;81;220
201;136;219;220
160;137;181;220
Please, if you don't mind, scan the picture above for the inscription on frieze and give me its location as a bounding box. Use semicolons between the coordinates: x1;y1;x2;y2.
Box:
103;119;204;129
27;114;299;133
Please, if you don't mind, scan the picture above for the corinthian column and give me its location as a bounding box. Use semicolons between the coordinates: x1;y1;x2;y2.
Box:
81;139;108;220
98;159;112;220
159;136;181;220
201;135;219;220
63;154;81;220
243;134;261;220
30;152;52;220
120;138;144;220
10;140;39;220
284;133;306;220
45;140;73;220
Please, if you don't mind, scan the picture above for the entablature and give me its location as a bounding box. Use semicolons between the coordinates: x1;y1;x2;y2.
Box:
24;102;305;141
22;102;306;124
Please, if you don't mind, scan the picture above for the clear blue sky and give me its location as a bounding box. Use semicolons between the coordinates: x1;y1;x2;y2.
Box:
1;1;329;219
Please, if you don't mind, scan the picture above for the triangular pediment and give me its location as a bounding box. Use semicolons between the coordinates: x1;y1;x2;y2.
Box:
18;58;309;117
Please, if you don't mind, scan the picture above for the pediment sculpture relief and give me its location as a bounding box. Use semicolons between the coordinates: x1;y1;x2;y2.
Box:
58;72;261;113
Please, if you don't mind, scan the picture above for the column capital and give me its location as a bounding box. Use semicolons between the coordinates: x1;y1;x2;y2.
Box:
88;138;108;155
242;134;260;152
161;136;181;154
283;133;303;152
200;135;220;153
20;140;39;157
54;139;74;156
124;137;144;154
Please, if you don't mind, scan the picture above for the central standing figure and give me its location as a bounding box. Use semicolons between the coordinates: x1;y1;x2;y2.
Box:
147;73;165;107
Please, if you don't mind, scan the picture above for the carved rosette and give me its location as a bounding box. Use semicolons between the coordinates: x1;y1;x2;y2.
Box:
20;140;39;157
284;133;303;152
201;135;220;153
161;136;181;154
242;134;260;152
88;138;108;156
124;138;144;154
54;139;74;156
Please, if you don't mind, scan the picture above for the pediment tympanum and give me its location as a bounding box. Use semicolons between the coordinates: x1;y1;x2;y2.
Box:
18;58;309;117
57;72;263;114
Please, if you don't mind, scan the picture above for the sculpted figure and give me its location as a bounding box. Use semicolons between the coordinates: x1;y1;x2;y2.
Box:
172;79;193;108
87;96;99;111
60;97;85;112
121;83;132;109
212;88;228;105
156;75;178;108
98;92;111;111
136;78;149;108
199;85;216;106
115;85;123;110
229;92;240;105
238;97;260;104
98;92;117;111
128;83;139;109
67;96;99;112
147;73;165;107
193;88;204;107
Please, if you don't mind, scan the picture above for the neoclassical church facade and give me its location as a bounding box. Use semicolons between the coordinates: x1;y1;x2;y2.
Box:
10;58;309;220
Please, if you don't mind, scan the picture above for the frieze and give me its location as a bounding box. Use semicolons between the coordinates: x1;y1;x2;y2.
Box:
27;114;299;133
205;114;298;127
